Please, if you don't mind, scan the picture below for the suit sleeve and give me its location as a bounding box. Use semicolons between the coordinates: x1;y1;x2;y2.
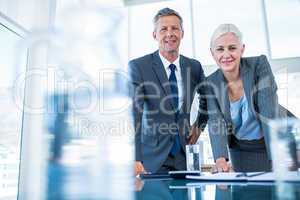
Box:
128;60;144;161
195;61;208;130
254;55;280;158
255;55;279;120
206;80;229;161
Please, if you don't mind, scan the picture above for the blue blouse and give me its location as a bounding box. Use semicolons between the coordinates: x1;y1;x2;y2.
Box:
230;93;263;140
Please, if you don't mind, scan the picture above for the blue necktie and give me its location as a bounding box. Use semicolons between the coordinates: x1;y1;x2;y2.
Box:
169;64;181;156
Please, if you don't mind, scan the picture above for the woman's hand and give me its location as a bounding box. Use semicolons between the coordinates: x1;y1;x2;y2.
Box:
212;157;231;173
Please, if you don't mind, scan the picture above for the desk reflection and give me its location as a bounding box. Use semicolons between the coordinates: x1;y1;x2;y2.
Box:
136;179;300;200
135;179;189;200
215;184;274;200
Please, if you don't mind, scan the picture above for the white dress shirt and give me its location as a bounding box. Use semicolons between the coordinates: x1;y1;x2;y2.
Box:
159;52;183;109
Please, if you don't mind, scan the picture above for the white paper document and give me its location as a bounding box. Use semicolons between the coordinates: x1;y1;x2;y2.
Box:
186;172;300;182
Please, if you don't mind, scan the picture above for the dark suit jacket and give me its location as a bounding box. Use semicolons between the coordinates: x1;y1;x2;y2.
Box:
129;50;207;173
206;55;291;162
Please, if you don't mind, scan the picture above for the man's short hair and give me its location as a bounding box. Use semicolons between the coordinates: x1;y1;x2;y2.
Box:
153;7;183;31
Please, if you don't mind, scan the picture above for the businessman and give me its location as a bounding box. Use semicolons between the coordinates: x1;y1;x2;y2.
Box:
129;8;207;175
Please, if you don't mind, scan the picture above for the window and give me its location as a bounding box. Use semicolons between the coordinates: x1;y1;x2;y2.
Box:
192;0;268;66
0;21;27;199
265;0;300;59
128;0;193;60
276;72;300;116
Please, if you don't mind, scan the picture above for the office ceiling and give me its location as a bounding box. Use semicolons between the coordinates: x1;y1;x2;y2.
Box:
123;0;173;6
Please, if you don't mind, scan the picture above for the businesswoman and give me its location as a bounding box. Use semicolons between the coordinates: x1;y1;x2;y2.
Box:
205;24;291;172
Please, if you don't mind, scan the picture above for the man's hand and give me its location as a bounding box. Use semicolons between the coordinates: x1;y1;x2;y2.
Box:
134;178;145;191
212;157;231;173
134;161;146;176
188;123;201;144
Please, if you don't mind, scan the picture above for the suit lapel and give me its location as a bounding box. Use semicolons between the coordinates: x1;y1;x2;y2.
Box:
151;51;176;109
179;55;189;113
240;58;254;112
215;60;253;122
215;70;231;122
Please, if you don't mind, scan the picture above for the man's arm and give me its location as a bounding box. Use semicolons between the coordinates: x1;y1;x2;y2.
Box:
128;60;146;175
255;55;279;120
189;62;208;144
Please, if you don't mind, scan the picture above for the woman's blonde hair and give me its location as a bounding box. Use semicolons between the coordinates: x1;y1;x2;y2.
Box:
210;23;243;48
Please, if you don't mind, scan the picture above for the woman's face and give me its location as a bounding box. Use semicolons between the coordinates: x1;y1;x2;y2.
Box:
211;32;245;74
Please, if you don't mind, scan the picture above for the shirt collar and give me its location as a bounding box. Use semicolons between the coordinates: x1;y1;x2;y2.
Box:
159;52;180;71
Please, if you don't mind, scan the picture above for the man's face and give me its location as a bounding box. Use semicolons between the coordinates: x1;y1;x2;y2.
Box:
153;15;184;55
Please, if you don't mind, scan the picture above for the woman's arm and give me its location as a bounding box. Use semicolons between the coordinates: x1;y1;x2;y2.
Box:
254;55;279;120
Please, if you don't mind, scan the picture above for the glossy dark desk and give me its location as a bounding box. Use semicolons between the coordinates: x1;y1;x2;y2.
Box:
47;163;300;200
135;178;300;200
